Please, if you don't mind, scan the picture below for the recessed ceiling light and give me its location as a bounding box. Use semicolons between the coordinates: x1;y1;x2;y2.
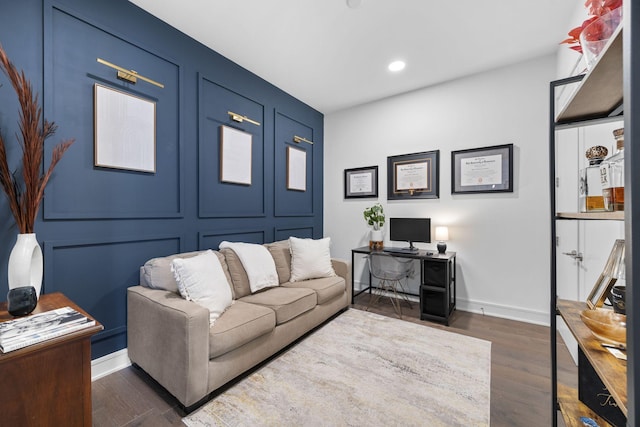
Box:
388;60;406;72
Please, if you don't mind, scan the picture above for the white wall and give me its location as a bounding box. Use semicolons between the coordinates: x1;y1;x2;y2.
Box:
324;54;558;325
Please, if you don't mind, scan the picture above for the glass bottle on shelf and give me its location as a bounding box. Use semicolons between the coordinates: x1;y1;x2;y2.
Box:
600;128;625;211
579;145;608;212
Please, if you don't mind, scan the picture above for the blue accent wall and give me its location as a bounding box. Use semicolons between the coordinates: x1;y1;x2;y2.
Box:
0;0;324;358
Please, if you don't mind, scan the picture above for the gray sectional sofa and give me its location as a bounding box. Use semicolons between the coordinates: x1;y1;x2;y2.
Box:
127;240;351;410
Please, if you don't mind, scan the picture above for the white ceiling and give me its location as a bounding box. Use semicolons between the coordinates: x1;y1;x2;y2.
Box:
128;0;580;114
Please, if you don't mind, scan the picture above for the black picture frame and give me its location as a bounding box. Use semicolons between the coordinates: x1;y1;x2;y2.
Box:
344;166;378;199
387;150;439;200
451;143;513;194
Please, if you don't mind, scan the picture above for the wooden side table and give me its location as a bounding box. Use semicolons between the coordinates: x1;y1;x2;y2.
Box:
0;292;103;427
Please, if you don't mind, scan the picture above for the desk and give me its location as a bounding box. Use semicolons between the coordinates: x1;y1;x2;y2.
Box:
0;292;103;426
351;247;457;325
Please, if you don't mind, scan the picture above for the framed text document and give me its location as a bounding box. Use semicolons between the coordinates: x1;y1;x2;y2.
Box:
387;150;439;200
344;166;378;199
451;144;513;194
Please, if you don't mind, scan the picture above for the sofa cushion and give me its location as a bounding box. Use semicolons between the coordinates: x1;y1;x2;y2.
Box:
220;248;252;298
209;301;276;358
265;240;291;284
239;287;316;325
171;250;233;323
282;276;345;305
140;250;232;294
219;241;278;293
289;237;336;282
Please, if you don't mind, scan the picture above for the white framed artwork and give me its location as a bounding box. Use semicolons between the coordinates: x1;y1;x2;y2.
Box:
287;146;306;191
220;125;252;185
94;84;156;173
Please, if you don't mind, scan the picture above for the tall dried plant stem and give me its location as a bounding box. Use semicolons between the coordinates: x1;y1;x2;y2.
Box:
0;43;74;234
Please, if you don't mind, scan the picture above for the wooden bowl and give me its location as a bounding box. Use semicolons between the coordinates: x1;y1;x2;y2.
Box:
580;309;627;348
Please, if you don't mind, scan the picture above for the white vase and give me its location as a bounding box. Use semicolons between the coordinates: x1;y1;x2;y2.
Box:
8;233;43;297
370;229;383;242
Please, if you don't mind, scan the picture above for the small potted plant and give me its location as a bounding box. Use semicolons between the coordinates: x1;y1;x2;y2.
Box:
363;203;385;249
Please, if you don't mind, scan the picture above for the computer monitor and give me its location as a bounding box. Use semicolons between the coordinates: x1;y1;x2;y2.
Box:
389;218;431;251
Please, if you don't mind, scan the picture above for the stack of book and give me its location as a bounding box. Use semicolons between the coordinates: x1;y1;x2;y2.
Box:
0;306;95;353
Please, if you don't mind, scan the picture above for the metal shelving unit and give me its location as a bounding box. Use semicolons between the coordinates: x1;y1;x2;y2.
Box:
549;17;637;425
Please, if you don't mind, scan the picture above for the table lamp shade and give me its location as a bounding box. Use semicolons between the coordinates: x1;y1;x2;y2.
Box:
435;226;449;254
435;226;449;242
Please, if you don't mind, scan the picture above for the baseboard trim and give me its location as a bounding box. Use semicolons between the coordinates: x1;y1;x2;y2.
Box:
456;298;548;326
91;348;131;381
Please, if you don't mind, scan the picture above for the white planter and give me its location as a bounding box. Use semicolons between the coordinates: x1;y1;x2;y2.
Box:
370;229;383;242
8;233;43;297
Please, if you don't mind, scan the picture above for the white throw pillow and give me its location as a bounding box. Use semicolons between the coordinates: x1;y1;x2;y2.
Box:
171;250;233;323
219;241;279;293
289;237;336;282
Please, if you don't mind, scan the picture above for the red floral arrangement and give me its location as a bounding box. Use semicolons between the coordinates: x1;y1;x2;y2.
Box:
561;0;622;53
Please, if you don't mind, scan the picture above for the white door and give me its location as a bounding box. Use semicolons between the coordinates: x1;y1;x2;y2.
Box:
555;127;580;363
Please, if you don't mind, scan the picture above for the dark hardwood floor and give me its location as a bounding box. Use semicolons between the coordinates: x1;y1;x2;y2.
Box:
92;293;576;426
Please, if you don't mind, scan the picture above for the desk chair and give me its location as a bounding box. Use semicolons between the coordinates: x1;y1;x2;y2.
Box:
366;252;414;318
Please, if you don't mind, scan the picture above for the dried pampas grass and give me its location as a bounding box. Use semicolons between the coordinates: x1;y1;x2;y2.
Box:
0;43;74;233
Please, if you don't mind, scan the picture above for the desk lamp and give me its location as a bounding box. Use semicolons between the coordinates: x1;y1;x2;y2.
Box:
435;226;449;254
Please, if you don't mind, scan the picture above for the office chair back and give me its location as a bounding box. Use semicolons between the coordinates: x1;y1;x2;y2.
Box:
368;252;414;281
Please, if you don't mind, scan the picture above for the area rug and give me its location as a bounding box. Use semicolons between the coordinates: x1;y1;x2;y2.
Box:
183;309;491;426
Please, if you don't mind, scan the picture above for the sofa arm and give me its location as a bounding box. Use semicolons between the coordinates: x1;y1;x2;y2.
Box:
127;286;210;407
331;258;352;303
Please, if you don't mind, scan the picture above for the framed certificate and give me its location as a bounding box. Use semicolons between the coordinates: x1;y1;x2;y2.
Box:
451;144;513;194
344;166;378;199
387;151;439;200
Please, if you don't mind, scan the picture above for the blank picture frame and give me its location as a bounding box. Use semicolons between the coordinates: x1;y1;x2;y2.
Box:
94;84;156;173
287;146;306;191
220;125;253;185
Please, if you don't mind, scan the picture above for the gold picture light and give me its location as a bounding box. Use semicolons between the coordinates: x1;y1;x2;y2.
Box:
97;58;164;88
228;111;261;126
293;135;314;145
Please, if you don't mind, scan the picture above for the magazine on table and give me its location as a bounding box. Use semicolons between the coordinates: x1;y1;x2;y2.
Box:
0;306;95;353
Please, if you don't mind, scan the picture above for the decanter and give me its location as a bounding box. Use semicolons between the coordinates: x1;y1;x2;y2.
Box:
579;145;608;212
600;128;624;212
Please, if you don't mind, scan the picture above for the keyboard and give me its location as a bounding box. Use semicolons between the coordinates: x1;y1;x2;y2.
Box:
382;247;419;254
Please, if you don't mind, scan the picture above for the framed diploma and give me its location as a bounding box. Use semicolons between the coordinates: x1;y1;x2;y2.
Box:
451;144;513;194
344;166;378;199
387;150;439;200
